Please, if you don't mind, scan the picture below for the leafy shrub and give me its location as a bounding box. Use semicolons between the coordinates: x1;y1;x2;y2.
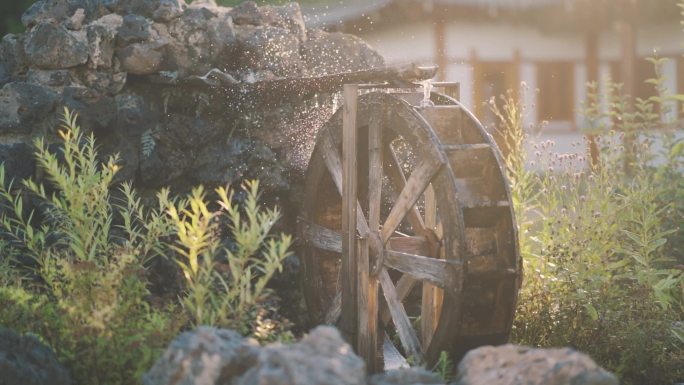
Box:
0;109;180;384
169;180;292;334
492;65;684;385
0;108;293;384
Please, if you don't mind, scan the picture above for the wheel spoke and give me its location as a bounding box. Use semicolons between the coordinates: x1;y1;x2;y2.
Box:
384;250;461;292
299;218;342;253
380;274;418;325
325;292;342;325
384;146;427;235
422;185;438;346
381;154;444;244
424;185;437;229
379;269;423;364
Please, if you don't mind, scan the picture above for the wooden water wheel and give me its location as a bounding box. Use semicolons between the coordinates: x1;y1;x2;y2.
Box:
298;84;521;371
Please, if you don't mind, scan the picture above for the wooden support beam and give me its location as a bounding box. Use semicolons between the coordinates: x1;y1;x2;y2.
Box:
341;84;359;341
358;109;382;373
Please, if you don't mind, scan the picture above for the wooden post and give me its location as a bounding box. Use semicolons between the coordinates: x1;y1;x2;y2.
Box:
358;110;382;373
585;31;600;170
341;84;359;342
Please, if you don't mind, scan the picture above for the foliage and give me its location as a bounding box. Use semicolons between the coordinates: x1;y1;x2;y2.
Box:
169;179;292;333
431;351;454;382
493;62;684;385
0;108;293;384
0;108;180;385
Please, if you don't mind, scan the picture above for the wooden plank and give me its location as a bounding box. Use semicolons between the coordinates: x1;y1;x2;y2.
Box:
379;269;423;364
454;177;507;209
299;218;342;253
420;105;464;145
421;185;437;347
384;250;461;293
341;84;358;340
359;108;381;373
381;155;444;243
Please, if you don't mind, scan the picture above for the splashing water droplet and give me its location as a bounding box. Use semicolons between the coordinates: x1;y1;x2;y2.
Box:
420;79;434;108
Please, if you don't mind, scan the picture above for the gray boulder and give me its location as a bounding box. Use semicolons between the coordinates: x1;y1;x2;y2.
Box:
26;69;73;88
61;86;117;132
21;0;110;29
162;7;218;76
24;22;89;69
0;328;72;385
0;82;57;134
452;344;619;385
87;14;123;68
259;3;307;42
117;14;152;45
0;143;37;181
70;67;127;95
0;34;28;79
235;25;303;80
369;367;443;385
302;30;384;76
116;42;164;74
143;327;260;385
152;0;185;22
235;326;366;385
229;1;262;26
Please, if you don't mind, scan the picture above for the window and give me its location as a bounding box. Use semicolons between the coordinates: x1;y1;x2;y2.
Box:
537;61;575;122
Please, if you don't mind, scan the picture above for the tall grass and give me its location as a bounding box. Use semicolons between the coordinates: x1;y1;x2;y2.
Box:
492;67;684;385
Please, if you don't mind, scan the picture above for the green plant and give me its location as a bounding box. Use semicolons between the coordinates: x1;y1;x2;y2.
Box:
432;351;454;382
0;108;181;385
169;180;293;334
495;69;684;384
0;107;296;383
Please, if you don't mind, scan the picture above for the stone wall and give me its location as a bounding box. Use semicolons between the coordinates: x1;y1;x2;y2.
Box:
0;0;383;202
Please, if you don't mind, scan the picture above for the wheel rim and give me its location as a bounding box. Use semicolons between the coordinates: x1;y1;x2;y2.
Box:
300;91;520;368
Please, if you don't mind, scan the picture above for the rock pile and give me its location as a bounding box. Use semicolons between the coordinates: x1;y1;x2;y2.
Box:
452;344;619;385
0;0;383;196
142;326;619;385
143;326;443;385
0;328;72;385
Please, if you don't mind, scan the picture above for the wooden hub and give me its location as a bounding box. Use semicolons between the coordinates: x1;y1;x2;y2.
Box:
299;88;521;372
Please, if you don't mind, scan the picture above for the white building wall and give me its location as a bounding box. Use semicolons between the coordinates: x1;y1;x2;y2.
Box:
662;58;678;122
359;19;683;128
519;63;537;129
361;21;435;64
445;63;474;110
574;64;587;127
444;22;583;62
